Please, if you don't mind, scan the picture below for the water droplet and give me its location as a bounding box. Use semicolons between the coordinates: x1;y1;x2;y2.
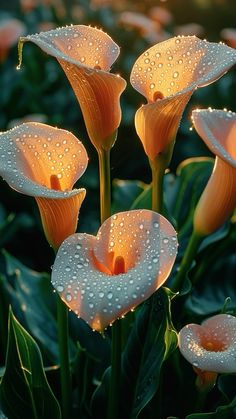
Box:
107;292;113;299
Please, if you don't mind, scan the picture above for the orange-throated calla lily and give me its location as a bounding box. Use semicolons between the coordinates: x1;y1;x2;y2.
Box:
19;25;127;151
178;314;236;374
51;209;178;331
192;108;236;236
130;36;236;163
0;122;88;249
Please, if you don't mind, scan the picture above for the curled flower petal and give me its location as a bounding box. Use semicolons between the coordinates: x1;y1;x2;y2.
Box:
20;25;127;151
52;209;178;331
135;90;193;161
178;314;236;373
0;122;88;249
192;109;236;235
131;36;236;161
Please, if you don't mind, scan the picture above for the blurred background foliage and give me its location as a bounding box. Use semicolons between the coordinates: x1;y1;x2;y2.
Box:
0;0;236;271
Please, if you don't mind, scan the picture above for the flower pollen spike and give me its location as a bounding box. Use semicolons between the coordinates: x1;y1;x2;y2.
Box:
178;314;236;374
19;25;127;152
130;36;236;162
0;122;88;250
51;209;178;332
191;108;236;235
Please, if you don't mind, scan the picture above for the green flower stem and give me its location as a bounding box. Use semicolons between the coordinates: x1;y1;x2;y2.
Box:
97;146;121;419
98;148;111;224
108;320;122;419
149;143;174;214
171;231;203;293
57;294;72;419
150;158;165;213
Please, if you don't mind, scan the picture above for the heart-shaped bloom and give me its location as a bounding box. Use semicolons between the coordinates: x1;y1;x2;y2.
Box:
192;108;236;235
0;123;88;249
19;25;127;151
178;314;236;374
52;209;178;331
130;36;236;162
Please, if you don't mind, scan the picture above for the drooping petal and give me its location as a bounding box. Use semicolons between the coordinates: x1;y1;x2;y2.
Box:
52;209;178;331
191;109;236;167
178;314;236;373
19;25;127;151
191;109;236;235
0;122;88;193
130;36;236;102
135;90;193;161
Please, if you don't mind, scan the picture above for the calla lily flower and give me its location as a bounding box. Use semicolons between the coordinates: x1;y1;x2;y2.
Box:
19;25;127;151
178;314;236;374
52;209;178;331
0;123;88;249
192;109;236;236
130;36;236;162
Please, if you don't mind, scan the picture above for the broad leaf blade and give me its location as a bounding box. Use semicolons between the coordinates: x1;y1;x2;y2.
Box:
121;288;177;418
0;250;76;363
0;308;61;419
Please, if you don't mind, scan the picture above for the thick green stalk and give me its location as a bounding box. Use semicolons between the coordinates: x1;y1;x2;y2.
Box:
57;293;72;419
149;143;174;214
150;159;165;214
98;148;111;224
171;231;203;293
97;146;121;419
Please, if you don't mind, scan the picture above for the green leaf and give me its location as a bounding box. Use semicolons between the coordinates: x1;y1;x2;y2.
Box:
0;308;61;419
91;288;177;419
112;179;146;213
0;251;76;363
185;251;236;318
120;288;177;418
130;183;152;210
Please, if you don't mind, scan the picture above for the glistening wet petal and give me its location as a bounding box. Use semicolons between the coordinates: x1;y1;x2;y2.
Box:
0;122;88;249
51;209;178;331
191;108;236;235
19;25;127;151
130;36;236;161
178;314;236;373
192;108;236;167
